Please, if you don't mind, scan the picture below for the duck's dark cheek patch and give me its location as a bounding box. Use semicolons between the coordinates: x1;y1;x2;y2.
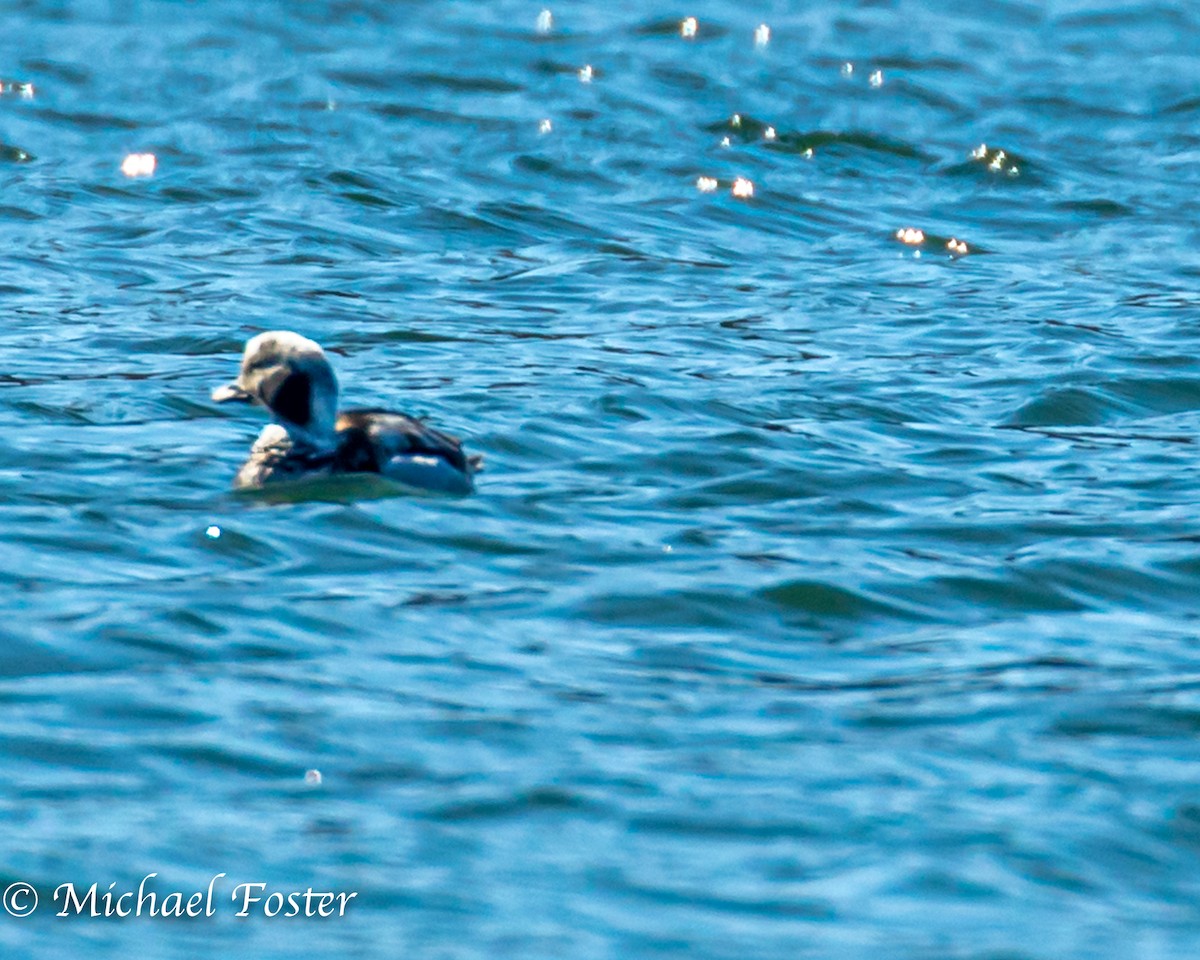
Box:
272;371;312;426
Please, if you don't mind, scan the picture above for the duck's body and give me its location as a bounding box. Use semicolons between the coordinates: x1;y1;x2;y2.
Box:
213;332;480;493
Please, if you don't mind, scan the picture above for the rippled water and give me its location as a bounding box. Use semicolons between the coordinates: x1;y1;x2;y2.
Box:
3;0;1200;956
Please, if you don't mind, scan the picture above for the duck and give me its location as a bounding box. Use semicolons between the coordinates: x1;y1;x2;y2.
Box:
211;331;481;493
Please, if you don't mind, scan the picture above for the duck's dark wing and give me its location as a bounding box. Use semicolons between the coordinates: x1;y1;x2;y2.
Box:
335;409;474;474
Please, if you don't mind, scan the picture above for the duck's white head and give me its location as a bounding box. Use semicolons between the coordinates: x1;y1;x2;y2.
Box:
212;331;339;447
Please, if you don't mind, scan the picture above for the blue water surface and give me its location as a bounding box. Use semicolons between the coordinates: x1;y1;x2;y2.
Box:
2;0;1200;956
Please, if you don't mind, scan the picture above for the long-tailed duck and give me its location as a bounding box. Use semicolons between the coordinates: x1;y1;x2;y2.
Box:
212;331;481;493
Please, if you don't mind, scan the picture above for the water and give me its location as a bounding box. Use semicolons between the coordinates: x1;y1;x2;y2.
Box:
2;0;1200;955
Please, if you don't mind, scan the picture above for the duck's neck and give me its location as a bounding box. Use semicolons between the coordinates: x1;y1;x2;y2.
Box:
278;418;338;454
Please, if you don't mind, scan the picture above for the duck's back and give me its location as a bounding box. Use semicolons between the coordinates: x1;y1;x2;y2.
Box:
335;409;478;493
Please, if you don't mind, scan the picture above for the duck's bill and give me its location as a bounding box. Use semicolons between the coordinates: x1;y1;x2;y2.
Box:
211;382;253;403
